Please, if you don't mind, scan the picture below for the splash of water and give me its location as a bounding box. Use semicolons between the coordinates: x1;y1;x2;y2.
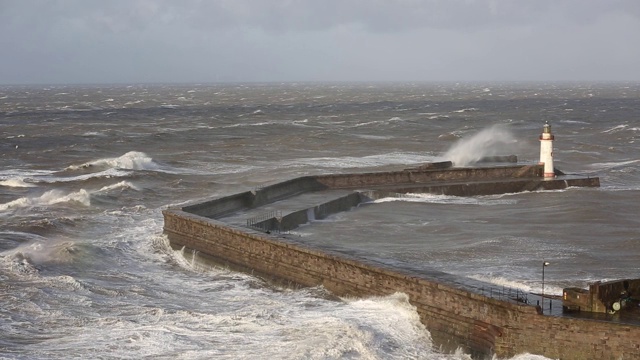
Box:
442;125;518;166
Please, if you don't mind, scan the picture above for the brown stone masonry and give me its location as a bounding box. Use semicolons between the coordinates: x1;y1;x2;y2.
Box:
163;165;640;359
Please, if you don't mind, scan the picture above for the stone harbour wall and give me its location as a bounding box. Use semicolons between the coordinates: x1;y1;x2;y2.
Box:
163;165;635;359
163;209;640;359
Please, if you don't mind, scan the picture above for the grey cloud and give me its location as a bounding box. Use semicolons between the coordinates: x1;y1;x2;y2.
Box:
1;0;639;84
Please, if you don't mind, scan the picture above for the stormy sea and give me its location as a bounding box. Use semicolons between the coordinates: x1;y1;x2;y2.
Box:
1;82;639;359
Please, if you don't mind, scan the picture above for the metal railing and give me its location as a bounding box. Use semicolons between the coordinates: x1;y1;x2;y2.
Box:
479;285;529;304
246;210;286;233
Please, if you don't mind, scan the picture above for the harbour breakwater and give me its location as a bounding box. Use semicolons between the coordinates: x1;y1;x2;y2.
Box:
162;164;640;359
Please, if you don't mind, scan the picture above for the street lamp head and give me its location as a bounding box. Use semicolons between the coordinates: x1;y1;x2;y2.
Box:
543;261;550;266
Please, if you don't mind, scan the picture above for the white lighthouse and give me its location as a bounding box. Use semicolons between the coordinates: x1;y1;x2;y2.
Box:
539;121;555;178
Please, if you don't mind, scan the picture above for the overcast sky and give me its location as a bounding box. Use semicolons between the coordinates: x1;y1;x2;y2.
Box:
1;0;639;84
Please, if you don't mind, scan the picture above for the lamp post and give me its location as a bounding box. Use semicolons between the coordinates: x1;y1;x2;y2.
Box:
542;261;550;314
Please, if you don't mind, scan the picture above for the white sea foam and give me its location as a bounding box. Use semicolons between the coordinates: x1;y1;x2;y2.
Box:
589;159;640;170
97;181;141;193
354;134;394;140
452;108;478;113
66;151;159;171
468;275;564;296
442;125;518;166
602;124;628;133
40;168;132;184
81;131;107;137
373;193;518;206
0;189;91;212
468;275;533;293
352;117;403;127
429;115;450;120
0;177;36;188
2;239;79;271
224;120;277;128
560;119;590;125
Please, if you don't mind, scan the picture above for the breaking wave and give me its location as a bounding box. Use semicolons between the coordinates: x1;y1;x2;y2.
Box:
0;177;36;188
0;189;91;212
97;181;141;193
66;151;159;171
2;239;79;270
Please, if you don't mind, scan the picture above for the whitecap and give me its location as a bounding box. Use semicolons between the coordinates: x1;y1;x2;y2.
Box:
353;134;393;140
81;131;106;137
353;120;385;127
602;124;628;133
0;189;90;212
42;168;132;183
2;239;79;269
373;193;517;206
560;119;590;125
66;151;159;171
97;181;141;193
0;177;36;188
452;108;478;113
589;159;640;170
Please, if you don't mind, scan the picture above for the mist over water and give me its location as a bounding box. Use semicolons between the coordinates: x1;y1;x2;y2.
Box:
1;82;640;359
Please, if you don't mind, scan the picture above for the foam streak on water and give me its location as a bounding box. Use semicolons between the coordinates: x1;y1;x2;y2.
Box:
2;82;640;359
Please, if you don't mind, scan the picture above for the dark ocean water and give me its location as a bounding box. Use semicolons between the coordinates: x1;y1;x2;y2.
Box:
1;82;639;359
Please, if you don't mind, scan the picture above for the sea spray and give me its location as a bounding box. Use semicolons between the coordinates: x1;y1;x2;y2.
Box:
442;125;518;166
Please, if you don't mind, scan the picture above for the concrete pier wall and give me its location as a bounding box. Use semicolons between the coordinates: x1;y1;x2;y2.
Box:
163;209;640;359
278;192;366;231
163;210;526;357
184;165;548;220
162;165;637;359
183;177;326;219
313;165;542;189
182;192;253;218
